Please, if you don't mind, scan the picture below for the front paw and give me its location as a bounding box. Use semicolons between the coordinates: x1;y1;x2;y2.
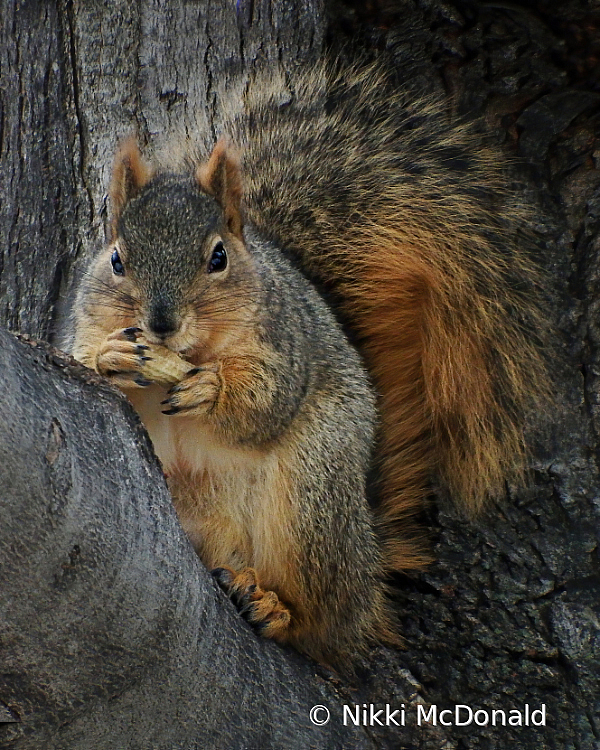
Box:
161;363;221;416
96;327;154;388
96;327;191;388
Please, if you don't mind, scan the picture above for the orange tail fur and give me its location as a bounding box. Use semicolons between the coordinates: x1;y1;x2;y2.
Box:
167;60;550;571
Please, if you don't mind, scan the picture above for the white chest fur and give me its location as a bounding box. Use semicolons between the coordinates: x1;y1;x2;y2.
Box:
124;385;292;584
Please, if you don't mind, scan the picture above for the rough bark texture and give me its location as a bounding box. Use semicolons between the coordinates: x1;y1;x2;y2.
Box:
0;1;599;749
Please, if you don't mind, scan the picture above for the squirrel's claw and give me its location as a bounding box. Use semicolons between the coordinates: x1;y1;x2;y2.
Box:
211;566;237;589
160;364;220;416
122;326;143;342
211;566;292;640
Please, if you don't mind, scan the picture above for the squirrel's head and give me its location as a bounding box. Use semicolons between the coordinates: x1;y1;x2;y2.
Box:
98;138;259;358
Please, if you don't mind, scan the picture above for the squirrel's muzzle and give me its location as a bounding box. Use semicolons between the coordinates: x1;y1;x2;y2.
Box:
147;292;180;337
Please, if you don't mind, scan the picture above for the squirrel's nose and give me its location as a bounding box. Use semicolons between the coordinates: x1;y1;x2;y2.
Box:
148;299;179;337
149;316;178;336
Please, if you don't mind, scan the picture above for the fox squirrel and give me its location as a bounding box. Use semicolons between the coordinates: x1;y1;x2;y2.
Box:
71;60;547;668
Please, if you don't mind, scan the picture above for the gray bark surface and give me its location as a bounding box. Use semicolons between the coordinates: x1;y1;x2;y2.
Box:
1;1;599;749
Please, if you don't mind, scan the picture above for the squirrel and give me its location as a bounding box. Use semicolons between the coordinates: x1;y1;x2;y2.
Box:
71;60;548;668
72;137;390;669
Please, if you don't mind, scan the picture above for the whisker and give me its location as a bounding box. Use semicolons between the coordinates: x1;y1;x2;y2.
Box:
190;322;254;334
189;320;258;332
189;295;263;311
192;305;258;318
190;292;262;311
84;284;136;305
188;284;262;307
82;272;138;308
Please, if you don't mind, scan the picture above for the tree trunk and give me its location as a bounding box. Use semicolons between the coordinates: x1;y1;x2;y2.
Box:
1;1;598;749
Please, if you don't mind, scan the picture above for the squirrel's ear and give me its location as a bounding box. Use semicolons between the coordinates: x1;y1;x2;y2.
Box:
109;137;153;240
196;138;244;241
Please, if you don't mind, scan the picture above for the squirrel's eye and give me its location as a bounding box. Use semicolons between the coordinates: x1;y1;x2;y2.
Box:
208;242;228;274
111;249;125;276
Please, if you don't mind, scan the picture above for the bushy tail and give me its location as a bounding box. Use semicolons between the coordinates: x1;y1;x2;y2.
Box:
180;60;549;570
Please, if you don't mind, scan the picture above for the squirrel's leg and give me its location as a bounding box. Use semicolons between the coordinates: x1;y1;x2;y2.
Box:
211;567;292;640
160;353;279;440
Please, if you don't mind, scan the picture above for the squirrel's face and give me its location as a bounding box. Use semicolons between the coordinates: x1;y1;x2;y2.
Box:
92;175;260;360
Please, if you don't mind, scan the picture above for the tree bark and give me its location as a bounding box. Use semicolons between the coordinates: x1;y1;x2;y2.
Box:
1;1;599;749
